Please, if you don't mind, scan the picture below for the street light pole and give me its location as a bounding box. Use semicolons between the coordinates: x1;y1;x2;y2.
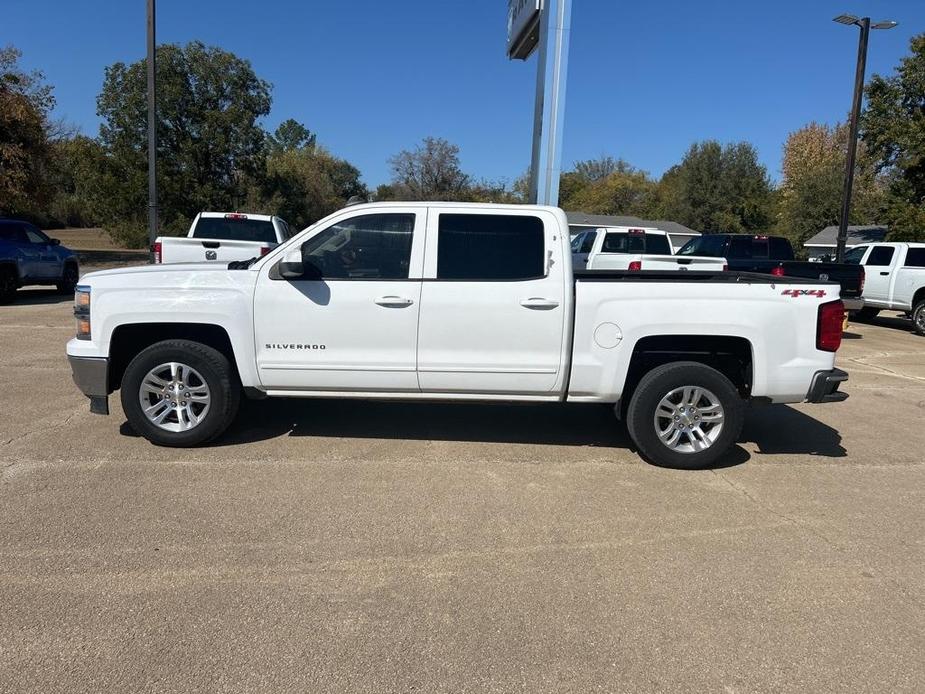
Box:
833;14;897;263
146;0;158;262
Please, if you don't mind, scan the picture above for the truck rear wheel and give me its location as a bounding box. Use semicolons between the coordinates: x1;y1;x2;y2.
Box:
121;339;240;447
912;300;925;336
626;361;745;469
0;267;17;304
854;307;880;322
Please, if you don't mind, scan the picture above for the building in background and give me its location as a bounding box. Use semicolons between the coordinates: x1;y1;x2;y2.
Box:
566;212;700;253
803;224;888;261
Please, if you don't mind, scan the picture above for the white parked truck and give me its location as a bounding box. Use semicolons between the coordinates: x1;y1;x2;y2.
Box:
570;226;726;272
843;242;925;334
154;212;292;264
67;203;848;469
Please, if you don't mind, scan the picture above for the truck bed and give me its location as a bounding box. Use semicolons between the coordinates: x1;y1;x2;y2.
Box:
574;269;832;285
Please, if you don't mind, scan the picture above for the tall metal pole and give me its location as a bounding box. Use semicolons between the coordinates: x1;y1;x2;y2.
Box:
835;17;869;263
529;0;571;206
146;0;158;261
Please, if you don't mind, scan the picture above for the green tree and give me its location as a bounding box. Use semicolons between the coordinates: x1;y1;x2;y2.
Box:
386;137;470;200
267;118;316;153
776;122;885;244
657;141;773;233
862;33;925;240
96;41;272;245
0;45;55;217
249;147;366;229
559;158;657;216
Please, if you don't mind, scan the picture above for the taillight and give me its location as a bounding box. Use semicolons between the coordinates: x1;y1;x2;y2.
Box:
259;246;271;256
152;241;162;263
858;266;865;294
771;265;785;277
628;260;642;271
817;300;845;352
722;263;729;272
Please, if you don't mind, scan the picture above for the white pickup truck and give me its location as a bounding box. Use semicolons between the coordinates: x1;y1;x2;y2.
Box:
67;202;848;469
844;242;925;335
570;226;726;272
154;212;292;264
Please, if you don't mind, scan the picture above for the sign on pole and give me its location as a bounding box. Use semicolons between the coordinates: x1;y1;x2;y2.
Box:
508;0;571;207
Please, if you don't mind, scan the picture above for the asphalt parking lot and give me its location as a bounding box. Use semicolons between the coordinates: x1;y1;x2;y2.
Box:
1;279;923;693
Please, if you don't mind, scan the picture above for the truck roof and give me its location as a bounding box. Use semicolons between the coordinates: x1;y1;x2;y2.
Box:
340;201;562;214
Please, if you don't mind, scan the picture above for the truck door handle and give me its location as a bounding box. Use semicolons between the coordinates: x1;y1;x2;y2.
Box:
520;297;560;310
880;271;889;276
374;296;414;307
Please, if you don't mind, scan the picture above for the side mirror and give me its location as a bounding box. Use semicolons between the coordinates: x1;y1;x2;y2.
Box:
50;238;61;246
278;247;323;280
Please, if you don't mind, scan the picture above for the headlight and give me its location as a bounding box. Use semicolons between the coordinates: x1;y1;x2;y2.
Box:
74;286;91;340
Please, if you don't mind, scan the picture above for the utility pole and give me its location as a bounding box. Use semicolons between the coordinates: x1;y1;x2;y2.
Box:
528;0;572;206
833;14;897;262
146;0;158;262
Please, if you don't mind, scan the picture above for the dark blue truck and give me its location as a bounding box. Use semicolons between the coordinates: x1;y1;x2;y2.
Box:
0;219;79;303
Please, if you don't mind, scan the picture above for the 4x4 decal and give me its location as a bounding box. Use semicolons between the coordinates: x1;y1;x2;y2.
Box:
781;289;827;298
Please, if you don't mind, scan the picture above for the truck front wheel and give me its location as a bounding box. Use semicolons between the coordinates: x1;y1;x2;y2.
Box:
626;361;745;469
121;339;240;447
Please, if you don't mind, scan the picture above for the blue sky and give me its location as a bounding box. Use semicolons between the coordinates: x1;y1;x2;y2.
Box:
3;1;922;187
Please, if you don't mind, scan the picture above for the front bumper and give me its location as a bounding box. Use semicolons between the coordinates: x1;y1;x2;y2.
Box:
68;355;110;414
807;368;849;403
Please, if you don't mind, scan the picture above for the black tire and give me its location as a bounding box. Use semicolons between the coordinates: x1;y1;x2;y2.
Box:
120;339;240;447
0;266;18;304
626;361;745;470
854;307;880;322
56;262;79;294
912;300;925;337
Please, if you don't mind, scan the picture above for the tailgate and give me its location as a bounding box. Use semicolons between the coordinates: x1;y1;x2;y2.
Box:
641;254;727;271
781;261;863;296
159;237;274;263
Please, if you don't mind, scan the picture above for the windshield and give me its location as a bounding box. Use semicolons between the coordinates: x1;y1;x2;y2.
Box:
678;236;727;257
843;246;867;265
192;216;277;244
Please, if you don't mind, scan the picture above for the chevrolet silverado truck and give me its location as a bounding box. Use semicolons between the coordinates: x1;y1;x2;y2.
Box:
67;203;848;469
570;226;726;272
154;212;292;264
678;234;865;310
843;242;925;334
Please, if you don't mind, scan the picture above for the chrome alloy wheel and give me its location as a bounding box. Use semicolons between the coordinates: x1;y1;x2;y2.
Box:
915;304;925;333
653;386;725;453
138;362;211;432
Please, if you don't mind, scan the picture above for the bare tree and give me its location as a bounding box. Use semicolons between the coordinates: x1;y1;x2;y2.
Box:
387;137;470;200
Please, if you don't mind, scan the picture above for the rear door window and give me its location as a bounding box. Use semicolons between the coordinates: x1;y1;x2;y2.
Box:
0;224;28;243
865;246;895;267
904;248;925;267
436;214;544;280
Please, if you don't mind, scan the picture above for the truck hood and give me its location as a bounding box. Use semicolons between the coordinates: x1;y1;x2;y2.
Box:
78;262;259;294
80;262;238;281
